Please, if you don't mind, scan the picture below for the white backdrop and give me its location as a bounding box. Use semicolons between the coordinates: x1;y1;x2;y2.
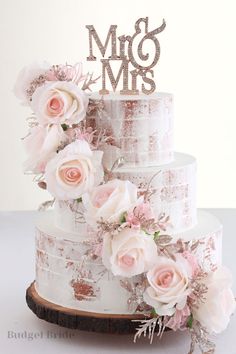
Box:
0;0;236;210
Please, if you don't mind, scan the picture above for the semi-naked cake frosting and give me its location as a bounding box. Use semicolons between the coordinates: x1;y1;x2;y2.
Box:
86;92;174;167
36;209;222;314
34;92;223;314
15;29;235;352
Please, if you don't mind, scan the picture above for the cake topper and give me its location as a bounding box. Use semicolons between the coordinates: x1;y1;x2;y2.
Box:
86;17;166;95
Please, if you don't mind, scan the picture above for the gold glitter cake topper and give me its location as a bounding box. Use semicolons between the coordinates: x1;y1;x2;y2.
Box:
86;17;166;95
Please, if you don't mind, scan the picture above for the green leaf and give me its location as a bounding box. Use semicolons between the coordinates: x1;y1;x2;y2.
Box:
150;308;157;317
154;231;160;241
61;123;68;131
119;212;127;224
76;197;82;203
187;314;193;328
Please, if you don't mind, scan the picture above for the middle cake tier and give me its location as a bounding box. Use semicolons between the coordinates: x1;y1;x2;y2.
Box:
55;152;197;234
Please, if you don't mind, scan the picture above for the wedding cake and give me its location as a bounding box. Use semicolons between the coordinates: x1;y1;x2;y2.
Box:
15;17;235;354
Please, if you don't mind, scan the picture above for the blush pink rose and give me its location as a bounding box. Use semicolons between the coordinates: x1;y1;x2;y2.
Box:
192;266;236;334
143;255;192;316
45;139;103;200
82;179;142;227
31;81;88;126
23;124;68;173
102;228;157;278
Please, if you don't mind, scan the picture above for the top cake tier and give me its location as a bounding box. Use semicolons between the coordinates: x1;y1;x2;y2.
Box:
87;92;174;167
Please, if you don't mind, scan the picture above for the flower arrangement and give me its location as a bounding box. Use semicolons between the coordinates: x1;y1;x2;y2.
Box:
15;62;235;354
82;177;235;353
15;62;104;198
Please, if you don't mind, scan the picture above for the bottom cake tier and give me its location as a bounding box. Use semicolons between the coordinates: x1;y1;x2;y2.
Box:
35;210;222;315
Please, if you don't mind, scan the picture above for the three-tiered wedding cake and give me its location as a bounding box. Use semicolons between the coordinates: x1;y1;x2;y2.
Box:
15;17;235;354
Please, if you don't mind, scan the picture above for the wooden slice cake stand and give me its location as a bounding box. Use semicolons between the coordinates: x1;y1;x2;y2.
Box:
26;282;155;334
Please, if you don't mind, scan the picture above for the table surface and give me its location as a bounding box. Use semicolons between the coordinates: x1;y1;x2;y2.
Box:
0;209;236;354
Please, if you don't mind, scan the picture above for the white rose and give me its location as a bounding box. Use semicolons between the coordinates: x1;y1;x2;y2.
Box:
31;81;88;125
23;124;68;174
14;61;50;104
192;266;236;334
143;255;192;316
82;179;141;227
45;139;103;200
102;228;157;278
